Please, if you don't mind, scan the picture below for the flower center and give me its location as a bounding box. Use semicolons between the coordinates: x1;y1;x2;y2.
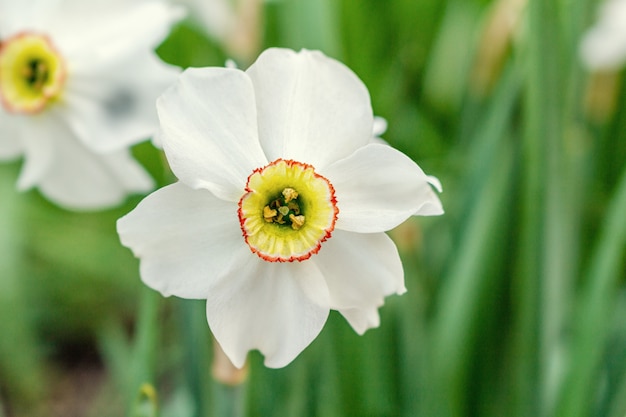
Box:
0;33;66;114
238;159;338;262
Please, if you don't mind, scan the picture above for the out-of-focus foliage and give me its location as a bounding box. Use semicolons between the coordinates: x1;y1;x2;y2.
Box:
2;0;626;416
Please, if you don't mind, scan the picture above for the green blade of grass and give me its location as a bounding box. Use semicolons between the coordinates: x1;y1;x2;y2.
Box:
431;138;515;416
276;0;341;57
554;161;626;417
515;1;570;415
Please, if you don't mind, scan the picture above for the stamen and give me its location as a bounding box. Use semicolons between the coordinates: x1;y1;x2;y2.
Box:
263;206;277;222
262;187;306;228
289;214;305;230
282;188;298;203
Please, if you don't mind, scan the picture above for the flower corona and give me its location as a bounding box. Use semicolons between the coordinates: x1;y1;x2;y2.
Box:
0;33;66;114
238;159;338;262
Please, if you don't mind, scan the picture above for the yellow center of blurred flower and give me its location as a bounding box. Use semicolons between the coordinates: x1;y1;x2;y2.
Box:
0;33;66;114
238;159;338;262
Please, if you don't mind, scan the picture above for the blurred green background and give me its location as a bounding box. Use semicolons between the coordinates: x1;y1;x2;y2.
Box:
2;0;626;416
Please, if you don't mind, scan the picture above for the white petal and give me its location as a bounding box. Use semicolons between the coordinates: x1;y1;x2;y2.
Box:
0;111;23;160
319;231;403;335
49;0;184;70
206;259;330;368
427;175;443;193
118;183;248;298
315;230;405;308
339;306;381;336
158;67;268;201
17;112;153;210
370;116;389;145
61;52;180;152
246;48;373;170
372;116;388;137
320;143;444;233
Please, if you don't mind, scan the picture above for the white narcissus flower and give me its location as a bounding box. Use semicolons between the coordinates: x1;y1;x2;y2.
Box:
117;48;443;368
581;0;626;70
0;0;183;210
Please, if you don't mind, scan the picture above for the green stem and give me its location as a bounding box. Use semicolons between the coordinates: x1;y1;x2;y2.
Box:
212;382;246;417
180;300;212;417
126;288;160;415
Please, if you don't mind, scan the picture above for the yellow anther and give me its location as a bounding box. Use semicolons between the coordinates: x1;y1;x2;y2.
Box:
289;214;305;230
263;205;277;222
282;188;298;203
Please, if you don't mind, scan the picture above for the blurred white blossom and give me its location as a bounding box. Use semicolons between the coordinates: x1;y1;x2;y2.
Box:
581;0;626;70
0;0;183;209
177;0;263;62
118;48;443;368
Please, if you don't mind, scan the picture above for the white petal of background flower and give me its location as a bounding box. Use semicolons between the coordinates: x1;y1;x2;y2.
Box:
158;67;268;202
580;0;626;70
18;112;153;210
314;230;405;311
320;143;443;233
118;182;248;299
0;110;22;159
205;256;330;368
246;48;374;170
62;52;180;152
15;114;57;191
175;0;236;43
44;0;185;69
0;0;51;37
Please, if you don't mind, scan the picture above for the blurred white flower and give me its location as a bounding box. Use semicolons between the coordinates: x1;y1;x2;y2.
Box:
118;48;443;368
0;0;183;210
581;0;626;70
177;0;236;42
177;0;263;62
